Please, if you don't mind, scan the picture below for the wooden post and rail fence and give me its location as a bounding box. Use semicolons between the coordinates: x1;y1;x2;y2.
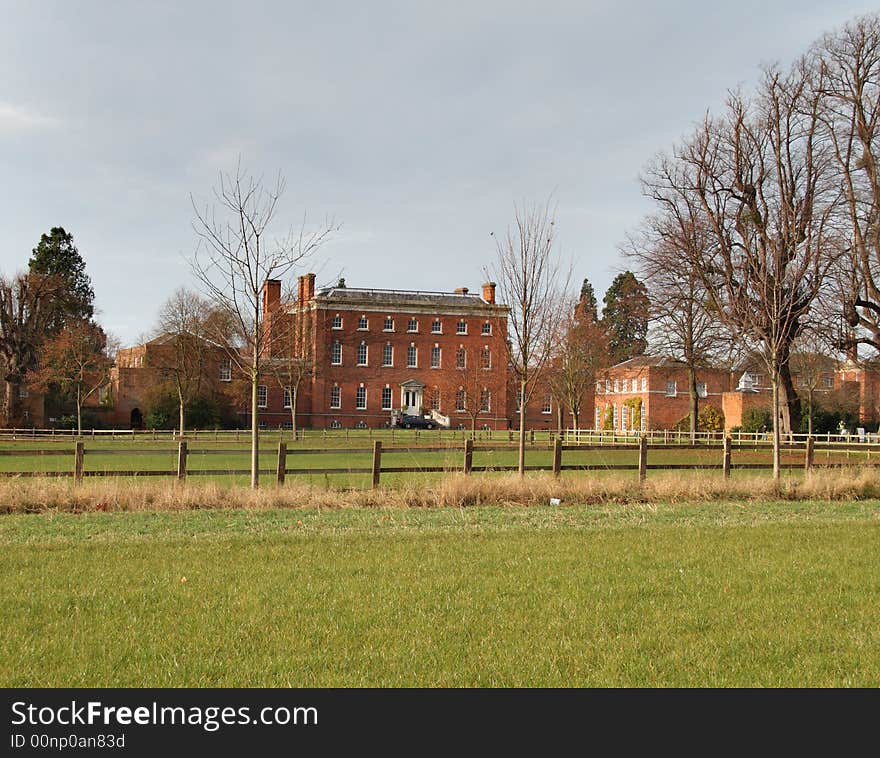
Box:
0;434;875;489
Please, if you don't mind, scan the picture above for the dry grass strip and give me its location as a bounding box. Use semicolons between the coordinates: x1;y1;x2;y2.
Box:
0;469;878;514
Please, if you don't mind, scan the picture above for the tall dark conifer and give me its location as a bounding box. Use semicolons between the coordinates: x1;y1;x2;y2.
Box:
28;227;95;334
601;271;649;363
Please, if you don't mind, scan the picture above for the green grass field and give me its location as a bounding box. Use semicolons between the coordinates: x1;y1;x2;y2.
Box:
2;500;878;687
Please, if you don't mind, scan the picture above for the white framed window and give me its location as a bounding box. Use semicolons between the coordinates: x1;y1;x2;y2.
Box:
613;404;619;428
431;319;442;334
455;388;466;411
456;319;467;335
431;345;441;368
641;409;647;431
383;343;393;367
330;419;342;429
430;389;441;411
595;406;601;427
697;382;708;398
407;344;417;368
541;397;552;414
357;315;368;330
456;347;466;369
331;341;342;365
19;385;29;399
257;385;268;408
631;378;638;393
357;342;368;366
356;420;368;429
666;380;677;397
596;381;602;394
481;347;491;369
356;385;366;409
823;376;834;388
614;379;620;393
481;322;492;336
219;359;232;382
480;388;491;412
332;314;342;329
640;377;647;392
605;379;611;393
383;316;394;331
407;318;418;333
283;387;293;408
330;385;341;409
382;386;392;410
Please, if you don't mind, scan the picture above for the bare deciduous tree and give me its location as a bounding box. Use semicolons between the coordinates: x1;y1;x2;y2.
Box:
264;284;316;437
625;213;733;441
790;328;839;436
441;343;507;436
814;15;880;354
190;163;336;488
0;272;59;427
486;199;569;475
547;298;608;431
153;288;215;437
31;320;116;435
643;61;841;478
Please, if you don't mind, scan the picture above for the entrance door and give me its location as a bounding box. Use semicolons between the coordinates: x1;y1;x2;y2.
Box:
403;388;422;415
130;408;143;430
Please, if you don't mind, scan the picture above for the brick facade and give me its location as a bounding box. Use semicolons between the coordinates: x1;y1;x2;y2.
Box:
108;337;236;428
256;276;512;429
596;357;732;432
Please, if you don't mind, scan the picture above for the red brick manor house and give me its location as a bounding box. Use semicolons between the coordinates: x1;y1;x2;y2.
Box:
253;274;514;430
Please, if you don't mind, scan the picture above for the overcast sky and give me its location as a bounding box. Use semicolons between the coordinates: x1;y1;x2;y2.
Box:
1;1;875;344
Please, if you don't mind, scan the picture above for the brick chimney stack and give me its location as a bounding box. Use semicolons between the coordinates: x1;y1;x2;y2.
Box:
482;282;496;304
297;273;317;306
262;279;282;314
846;341;859;365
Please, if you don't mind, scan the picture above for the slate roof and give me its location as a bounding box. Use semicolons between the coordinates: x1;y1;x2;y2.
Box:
610;355;687;369
313;287;501;308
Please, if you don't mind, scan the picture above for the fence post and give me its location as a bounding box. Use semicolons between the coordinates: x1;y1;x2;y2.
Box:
74;441;84;484
638;436;647;484
177;440;188;482
463;438;473;474
553;436;562;477
276;441;287;486
371;440;382;489
723;436;731;479
805;436;814;473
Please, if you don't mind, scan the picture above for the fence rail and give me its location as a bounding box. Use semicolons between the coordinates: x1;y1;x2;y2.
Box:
0;435;874;487
1;426;876;446
0;427;548;444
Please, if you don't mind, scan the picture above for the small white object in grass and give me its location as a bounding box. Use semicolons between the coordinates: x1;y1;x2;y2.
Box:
549;497;561;506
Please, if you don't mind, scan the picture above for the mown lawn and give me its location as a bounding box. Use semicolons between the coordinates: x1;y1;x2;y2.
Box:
1;500;878;687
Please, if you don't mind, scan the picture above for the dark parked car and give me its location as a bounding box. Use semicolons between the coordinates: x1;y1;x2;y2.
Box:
397;414;437;429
